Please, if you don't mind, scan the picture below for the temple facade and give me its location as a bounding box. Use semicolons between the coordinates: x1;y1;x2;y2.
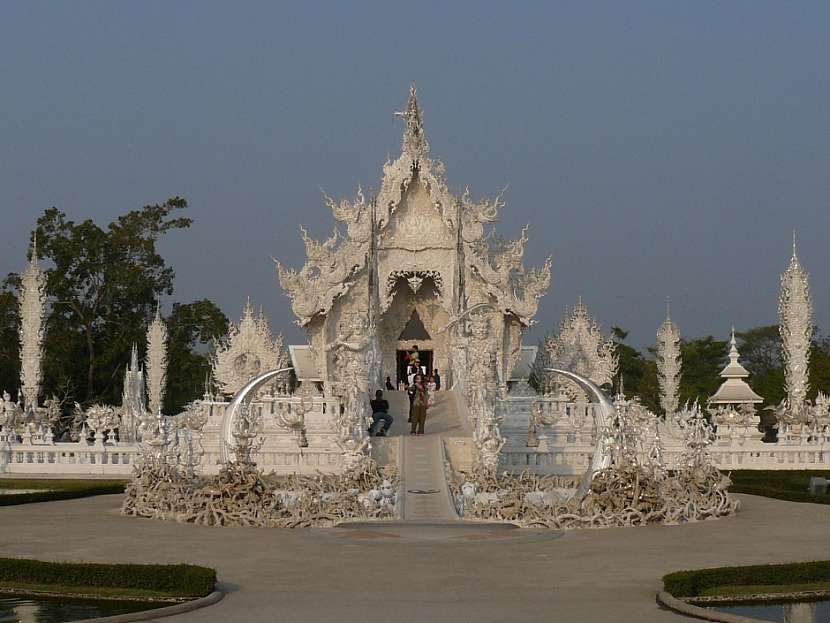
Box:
277;87;551;397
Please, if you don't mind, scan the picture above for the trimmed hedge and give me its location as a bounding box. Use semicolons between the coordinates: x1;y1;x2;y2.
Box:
0;480;126;506
0;559;216;598
664;561;830;598
726;470;830;505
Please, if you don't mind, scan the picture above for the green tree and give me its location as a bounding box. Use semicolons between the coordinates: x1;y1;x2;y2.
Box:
809;333;830;400
165;299;229;414
736;325;785;407
0;276;20;395
610;327;646;395
679;336;728;407
34;198;192;404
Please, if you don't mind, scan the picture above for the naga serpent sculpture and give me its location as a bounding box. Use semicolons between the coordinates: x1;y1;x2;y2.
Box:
544;368;614;500
220;367;294;464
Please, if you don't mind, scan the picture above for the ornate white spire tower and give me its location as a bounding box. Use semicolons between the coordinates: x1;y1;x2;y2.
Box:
656;299;682;417
19;234;47;412
778;234;812;421
145;303;168;416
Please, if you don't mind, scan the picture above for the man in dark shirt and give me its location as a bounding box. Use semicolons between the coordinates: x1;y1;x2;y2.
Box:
433;368;441;391
369;389;393;436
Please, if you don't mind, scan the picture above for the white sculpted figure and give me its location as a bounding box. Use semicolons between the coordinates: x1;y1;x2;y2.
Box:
325;313;372;470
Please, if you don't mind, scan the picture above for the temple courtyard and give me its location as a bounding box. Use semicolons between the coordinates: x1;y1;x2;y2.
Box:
1;491;827;622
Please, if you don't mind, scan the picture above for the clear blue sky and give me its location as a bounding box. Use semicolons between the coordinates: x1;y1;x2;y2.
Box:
1;1;828;348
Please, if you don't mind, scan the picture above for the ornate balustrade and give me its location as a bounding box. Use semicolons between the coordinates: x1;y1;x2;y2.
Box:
0;434;138;475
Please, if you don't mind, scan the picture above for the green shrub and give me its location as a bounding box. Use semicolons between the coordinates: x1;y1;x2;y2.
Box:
664;561;830;597
0;559;216;598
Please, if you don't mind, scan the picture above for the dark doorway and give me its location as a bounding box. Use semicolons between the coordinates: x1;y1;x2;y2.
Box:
397;349;433;385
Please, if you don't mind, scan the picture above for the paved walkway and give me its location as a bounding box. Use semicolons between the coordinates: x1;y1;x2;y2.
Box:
3;493;830;622
381;390;465;521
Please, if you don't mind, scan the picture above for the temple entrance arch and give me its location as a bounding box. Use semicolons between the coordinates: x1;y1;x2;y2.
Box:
378;272;451;387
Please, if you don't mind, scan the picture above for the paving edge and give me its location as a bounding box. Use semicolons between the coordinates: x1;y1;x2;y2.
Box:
656;591;767;623
71;588;224;623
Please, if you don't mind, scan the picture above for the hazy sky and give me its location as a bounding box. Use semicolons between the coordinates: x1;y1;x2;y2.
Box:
1;2;828;349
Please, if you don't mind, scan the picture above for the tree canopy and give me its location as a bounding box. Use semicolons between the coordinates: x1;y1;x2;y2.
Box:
0;198;229;413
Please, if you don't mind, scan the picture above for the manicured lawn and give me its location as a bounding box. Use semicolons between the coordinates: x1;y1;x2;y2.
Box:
725;470;830;504
0;478;127;506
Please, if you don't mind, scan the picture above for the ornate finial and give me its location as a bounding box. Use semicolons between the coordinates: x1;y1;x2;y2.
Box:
666;296;671;320
792;230;797;258
394;84;429;157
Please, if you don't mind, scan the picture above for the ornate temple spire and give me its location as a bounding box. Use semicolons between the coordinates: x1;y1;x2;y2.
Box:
656;299;682;417
709;326;763;407
19;233;47;411
145;302;168;416
394;84;429;158
778;235;812;419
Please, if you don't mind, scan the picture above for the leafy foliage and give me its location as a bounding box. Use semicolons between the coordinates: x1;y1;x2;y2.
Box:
0;558;215;598
165;299;229;414
664;560;830;598
678;336;728;407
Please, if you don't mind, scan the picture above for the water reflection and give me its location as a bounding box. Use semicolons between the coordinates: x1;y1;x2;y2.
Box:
715;599;830;623
0;595;164;623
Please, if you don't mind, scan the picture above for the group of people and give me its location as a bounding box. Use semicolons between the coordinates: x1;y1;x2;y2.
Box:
369;345;443;437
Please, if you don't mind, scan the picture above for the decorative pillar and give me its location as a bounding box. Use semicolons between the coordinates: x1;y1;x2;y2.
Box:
145;304;168;416
656;300;681;418
778;235;812;422
19;235;46;413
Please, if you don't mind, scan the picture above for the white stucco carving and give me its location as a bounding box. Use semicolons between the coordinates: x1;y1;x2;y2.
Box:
19;237;46;413
778;236;812;423
545;298;618;397
145;305;168;416
213;299;287;396
656;303;682;417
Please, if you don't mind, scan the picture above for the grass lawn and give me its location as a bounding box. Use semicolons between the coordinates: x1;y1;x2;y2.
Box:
0;478;127;506
725;470;830;504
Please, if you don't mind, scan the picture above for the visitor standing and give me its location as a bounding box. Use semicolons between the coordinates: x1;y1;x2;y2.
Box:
433;368;441;391
410;375;429;435
385;376;394;391
407;381;416;422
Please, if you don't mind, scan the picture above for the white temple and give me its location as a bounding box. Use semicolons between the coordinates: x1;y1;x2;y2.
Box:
1;91;829;479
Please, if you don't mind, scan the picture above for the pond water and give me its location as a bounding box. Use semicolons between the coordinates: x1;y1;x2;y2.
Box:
713;600;830;622
0;594;166;622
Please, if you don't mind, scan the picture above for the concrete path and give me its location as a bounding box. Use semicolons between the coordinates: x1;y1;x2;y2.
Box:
400;434;457;521
379;390;466;521
3;493;830;622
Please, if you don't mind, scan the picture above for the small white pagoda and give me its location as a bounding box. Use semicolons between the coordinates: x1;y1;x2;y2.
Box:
708;328;763;427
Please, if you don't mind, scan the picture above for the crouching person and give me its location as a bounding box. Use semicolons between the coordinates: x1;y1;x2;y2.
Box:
369;389;393;437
